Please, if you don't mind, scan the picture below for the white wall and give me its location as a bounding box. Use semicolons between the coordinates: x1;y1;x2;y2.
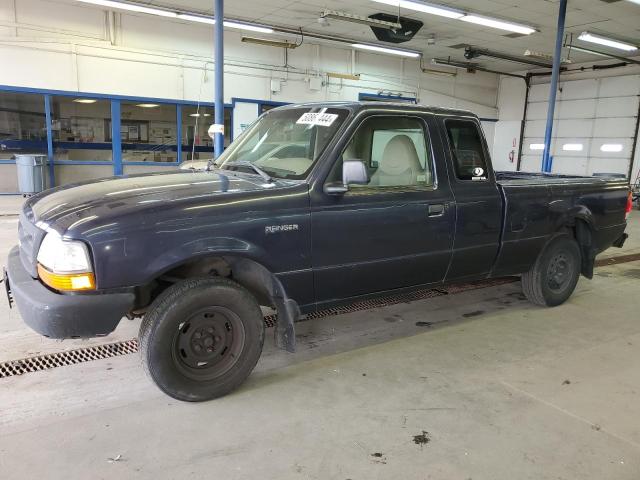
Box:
0;0;499;117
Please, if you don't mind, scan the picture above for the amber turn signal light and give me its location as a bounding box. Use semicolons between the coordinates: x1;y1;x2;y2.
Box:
37;264;96;291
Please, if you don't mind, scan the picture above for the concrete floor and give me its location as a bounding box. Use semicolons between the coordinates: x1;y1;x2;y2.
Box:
0;195;639;479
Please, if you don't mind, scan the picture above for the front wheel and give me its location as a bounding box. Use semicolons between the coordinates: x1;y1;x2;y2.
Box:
139;278;265;402
521;235;581;307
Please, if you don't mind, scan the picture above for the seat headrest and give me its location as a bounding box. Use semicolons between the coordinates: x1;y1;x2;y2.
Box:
379;135;420;175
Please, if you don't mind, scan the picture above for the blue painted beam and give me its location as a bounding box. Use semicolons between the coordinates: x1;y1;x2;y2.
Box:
111;100;123;175
214;0;224;159
176;104;182;164
44;95;55;188
541;0;567;173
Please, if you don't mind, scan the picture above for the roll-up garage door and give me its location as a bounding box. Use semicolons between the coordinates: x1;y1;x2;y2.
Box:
520;75;639;178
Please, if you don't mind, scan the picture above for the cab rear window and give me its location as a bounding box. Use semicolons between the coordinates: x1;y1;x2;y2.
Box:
445;119;488;181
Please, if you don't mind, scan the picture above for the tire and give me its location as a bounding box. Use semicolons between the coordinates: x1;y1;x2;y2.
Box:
521;235;582;307
139;277;265;402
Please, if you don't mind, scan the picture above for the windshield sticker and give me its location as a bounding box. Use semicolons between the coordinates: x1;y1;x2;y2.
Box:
296;112;338;127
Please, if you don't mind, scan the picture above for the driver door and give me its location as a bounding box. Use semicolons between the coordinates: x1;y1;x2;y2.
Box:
310;114;455;305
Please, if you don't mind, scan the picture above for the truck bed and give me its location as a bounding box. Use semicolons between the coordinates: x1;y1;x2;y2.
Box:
495;171;628;187
490;170;629;279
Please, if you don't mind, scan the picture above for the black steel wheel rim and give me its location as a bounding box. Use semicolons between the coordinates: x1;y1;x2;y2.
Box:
547;251;573;292
172;306;245;381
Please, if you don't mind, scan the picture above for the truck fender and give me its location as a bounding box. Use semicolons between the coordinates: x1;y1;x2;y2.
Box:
550;206;596;279
145;237;274;286
144;239;300;352
226;257;299;353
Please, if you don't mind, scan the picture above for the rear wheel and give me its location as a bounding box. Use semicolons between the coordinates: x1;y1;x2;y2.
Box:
521;235;581;307
139;277;264;402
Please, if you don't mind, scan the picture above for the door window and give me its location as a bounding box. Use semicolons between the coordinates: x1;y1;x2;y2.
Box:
445;119;488;181
329;116;434;188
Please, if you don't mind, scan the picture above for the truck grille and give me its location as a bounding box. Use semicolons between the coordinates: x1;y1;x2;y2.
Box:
18;209;45;278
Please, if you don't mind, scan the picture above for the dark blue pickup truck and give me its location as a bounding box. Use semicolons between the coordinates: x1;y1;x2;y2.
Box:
4;102;632;401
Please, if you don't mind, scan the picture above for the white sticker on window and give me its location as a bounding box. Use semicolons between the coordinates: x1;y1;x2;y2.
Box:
296;112;338;127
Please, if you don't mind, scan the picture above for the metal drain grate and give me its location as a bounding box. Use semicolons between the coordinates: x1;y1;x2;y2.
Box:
0;339;138;378
595;253;640;267
0;277;518;378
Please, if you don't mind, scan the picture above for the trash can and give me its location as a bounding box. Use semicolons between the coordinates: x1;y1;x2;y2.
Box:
15;154;47;197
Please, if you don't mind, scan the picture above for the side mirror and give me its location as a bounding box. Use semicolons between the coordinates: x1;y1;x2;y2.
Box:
343;160;368;186
324;160;368;196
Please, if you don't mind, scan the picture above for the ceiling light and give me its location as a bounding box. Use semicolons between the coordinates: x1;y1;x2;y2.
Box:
73;98;97;104
327;72;361;80
529;143;545;150
421;67;457;77
461;15;535;35
78;2;273;32
224;21;273;33
137;103;160;108
563;143;583;151
241;37;298;49
177;13;215;25
352;43;421;58
578;32;637;52
321;10;402;30
371;0;464;19
600;143;623;152
566;44;610;58
76;0;177;17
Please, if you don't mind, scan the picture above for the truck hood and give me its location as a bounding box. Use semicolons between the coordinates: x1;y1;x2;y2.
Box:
25;169;300;227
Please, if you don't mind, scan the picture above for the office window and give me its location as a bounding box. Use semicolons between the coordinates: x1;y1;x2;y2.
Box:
51;96;112;162
445;119;488;181
0;92;47;161
181;106;232;161
121;102;177;163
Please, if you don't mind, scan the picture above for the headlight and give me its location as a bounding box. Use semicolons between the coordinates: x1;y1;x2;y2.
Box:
36;233;95;291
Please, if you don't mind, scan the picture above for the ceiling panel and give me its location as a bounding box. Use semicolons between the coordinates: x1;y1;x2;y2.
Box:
126;0;640;72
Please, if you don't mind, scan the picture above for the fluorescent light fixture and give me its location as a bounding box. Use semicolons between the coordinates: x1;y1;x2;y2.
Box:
327;72;361;80
352;43;421;58
177;13;215;25
76;0;177;17
224;21;273;33
78;2;273;32
73;98;97;104
566;44;611;58
563;143;583;151
189;113;211;117
461;15;535;35
371;0;464;19
600;143;623;152
321;10;402;30
578;32;637;52
529;143;545;151
136;103;160;108
241;37;298;49
421;67;456;77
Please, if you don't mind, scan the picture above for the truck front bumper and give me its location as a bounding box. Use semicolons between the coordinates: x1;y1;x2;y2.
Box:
5;246;135;339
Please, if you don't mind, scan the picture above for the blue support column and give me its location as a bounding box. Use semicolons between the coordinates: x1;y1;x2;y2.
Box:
176;104;182;164
541;0;567;173
111;100;123;175
214;0;224;159
44;95;55;188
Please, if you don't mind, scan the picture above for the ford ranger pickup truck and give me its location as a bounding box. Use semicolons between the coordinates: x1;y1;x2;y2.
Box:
3;102;632;401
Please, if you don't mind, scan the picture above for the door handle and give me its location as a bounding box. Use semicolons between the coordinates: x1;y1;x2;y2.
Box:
428;204;445;217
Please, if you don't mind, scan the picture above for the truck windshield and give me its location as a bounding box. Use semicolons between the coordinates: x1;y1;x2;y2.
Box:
216;107;349;180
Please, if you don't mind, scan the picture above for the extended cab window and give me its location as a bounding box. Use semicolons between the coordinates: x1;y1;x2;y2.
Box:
445;119;488;181
330;116;434;188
